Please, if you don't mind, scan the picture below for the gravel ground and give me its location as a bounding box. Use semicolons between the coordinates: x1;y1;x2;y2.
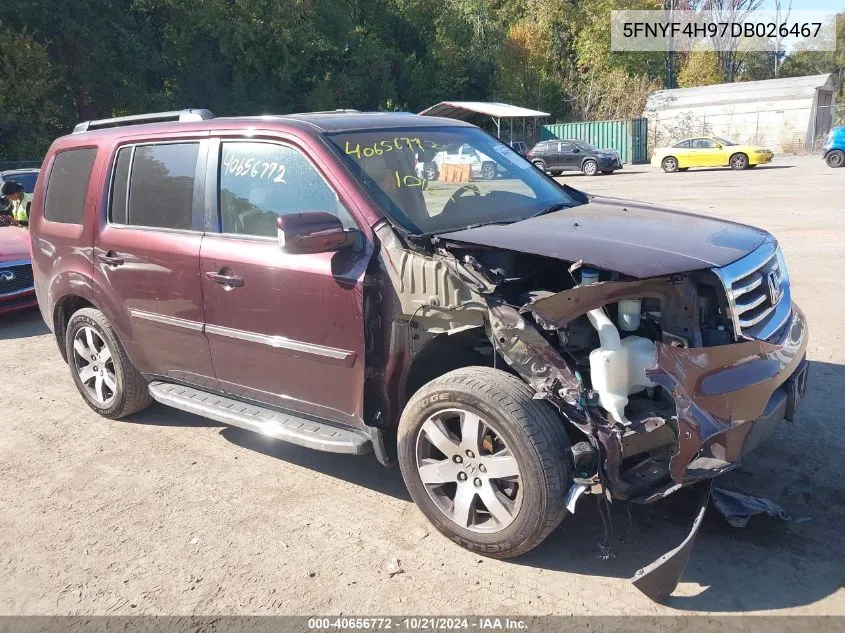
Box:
1;155;843;615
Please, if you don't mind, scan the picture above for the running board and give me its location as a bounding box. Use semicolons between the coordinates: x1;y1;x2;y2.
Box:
148;382;372;455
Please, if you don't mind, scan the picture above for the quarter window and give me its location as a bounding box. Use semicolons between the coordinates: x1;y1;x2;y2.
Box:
218;141;354;238
44;148;98;224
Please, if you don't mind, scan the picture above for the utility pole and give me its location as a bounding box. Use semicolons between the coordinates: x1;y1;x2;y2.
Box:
664;0;677;88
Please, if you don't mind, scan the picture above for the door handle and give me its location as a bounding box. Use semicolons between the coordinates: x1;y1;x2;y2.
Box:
206;270;244;288
97;251;124;266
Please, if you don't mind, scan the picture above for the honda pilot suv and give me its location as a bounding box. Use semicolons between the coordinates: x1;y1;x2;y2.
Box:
30;109;808;601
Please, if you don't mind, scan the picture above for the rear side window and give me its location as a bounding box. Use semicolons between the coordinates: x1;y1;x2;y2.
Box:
44;148;97;224
110;142;200;230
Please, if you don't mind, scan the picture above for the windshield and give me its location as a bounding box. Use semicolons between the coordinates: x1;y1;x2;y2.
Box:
713;137;738;146
328;127;582;235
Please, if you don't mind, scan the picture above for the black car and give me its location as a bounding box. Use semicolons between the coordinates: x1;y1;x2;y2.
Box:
527;139;622;176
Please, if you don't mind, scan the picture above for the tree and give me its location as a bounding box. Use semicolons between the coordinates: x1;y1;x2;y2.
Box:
677;46;725;87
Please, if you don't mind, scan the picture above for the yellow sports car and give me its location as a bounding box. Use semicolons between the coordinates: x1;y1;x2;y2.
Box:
651;136;774;172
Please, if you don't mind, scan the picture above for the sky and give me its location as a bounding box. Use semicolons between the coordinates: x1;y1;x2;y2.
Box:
761;0;844;9
757;0;843;51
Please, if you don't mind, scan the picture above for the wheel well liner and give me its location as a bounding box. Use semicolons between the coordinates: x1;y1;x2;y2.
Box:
52;295;95;362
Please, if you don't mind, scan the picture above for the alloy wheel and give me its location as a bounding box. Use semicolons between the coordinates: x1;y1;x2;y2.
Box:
72;326;117;406
583;160;597;176
415;408;522;533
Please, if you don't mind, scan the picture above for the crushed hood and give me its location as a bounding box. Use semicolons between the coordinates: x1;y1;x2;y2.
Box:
443;196;768;278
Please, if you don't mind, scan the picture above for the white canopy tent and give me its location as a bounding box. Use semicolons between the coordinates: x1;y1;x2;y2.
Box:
418;101;550;143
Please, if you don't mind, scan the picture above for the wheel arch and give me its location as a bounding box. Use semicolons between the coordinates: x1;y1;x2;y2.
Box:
52;294;97;362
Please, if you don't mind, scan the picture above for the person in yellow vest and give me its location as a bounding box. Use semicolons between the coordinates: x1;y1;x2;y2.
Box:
0;180;31;227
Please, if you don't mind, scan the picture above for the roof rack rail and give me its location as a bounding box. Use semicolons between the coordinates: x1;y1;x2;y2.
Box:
73;109;215;134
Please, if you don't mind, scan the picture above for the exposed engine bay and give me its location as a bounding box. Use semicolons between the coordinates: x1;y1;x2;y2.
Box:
366;220;807;602
436;243;741;502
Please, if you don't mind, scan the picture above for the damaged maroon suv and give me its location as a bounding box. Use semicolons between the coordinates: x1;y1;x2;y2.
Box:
30;109;808;601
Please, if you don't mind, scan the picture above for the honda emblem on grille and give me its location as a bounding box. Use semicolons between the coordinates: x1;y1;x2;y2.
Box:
766;270;780;304
0;270;15;281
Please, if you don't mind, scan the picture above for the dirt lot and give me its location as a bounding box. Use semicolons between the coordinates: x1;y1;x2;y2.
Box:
1;155;843;615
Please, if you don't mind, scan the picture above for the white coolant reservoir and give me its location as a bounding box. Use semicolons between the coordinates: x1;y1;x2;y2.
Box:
579;270;656;425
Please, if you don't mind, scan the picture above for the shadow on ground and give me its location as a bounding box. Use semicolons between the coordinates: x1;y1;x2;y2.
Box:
122;357;845;612
0;307;49;340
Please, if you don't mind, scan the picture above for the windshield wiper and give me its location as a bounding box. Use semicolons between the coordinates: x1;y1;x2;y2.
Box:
527;202;572;219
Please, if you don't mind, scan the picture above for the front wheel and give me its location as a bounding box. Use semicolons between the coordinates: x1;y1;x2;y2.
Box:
581;159;598;176
826;150;845;168
730;153;749;170
532;160;546;173
66;307;152;419
398;367;571;558
550;170;563;177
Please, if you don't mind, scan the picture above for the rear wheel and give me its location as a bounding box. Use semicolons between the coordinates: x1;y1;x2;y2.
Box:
730;153;749;170
66;308;152;419
826;150;845;168
550;170;563;177
661;156;679;173
582;159;598;176
423;162;439;181
398;367;572;558
532;160;546;173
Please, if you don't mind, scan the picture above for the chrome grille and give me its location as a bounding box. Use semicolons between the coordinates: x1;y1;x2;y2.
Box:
0;261;34;295
713;238;792;341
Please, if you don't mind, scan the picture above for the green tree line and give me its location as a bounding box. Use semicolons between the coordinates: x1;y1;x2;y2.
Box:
0;0;841;159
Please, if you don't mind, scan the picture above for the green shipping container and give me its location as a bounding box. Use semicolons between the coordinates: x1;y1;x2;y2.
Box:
540;118;649;164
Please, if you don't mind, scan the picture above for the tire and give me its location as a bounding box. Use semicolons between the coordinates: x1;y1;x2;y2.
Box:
826;150;845;168
581;159;598;176
397;366;572;559
65;307;152;419
532;160;546;173
730;152;749;170
481;162;496;180
661;156;679;173
550;170;563;177
423;162;439;181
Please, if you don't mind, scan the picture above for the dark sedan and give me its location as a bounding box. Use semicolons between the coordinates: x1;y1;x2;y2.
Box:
527;139;622;176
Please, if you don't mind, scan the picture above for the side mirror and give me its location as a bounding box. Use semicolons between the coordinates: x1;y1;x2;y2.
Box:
572;147;580;153
277;212;351;254
716;144;723;149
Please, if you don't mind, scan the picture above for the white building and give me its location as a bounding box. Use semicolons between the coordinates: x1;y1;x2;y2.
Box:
643;73;840;153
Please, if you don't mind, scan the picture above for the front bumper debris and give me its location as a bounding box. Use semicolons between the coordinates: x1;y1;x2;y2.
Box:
630;480;712;602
